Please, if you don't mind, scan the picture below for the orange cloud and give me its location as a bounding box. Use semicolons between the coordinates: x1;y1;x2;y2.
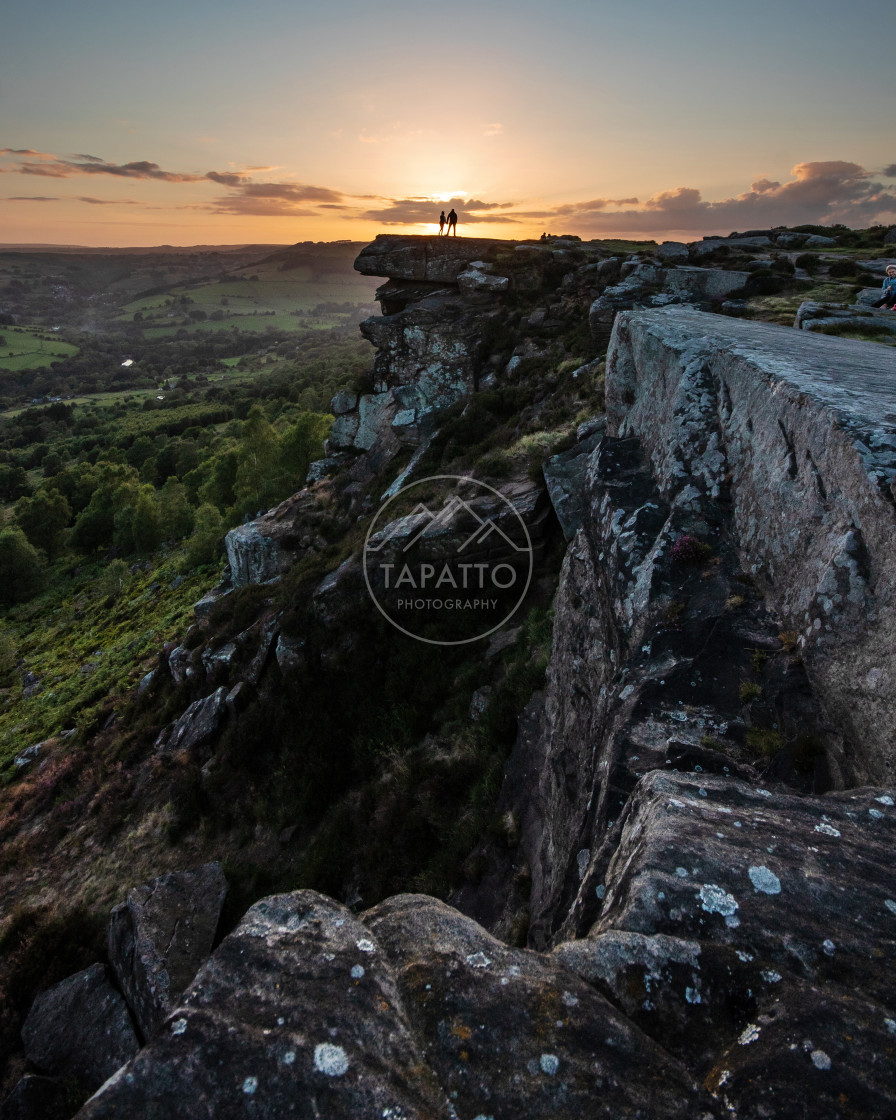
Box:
362;196;520;224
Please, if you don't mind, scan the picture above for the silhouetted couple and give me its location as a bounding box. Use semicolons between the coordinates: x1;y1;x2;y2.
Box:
438;209;458;236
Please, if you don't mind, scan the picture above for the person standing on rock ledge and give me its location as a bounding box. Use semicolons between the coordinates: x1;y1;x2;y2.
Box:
438;210;446;235
871;264;896;309
446;208;458;236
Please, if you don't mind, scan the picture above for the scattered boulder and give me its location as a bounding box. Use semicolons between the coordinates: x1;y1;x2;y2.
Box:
166;644;196;687
21;964;139;1094
656;241;689;263
691;236;773;255
275;632;305;673
136;669;156;697
664;267;749;301
804;234;838;247
108;862;228;1040
330;390;357;415
200;643;236;677
306;454;349;483
153;687;228;754
12;741;47;769
225;520;286;586
192;586;232;619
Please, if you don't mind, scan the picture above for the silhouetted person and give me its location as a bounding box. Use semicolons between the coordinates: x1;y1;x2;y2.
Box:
438;211;446;235
446;208;458;236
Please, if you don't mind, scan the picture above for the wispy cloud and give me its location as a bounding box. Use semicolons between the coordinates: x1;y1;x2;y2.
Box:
0;148;55;158
483;122;503;137
77;196;141;205
18;156;205;182
0;147;349;219
7;195;58;201
208;180;346;216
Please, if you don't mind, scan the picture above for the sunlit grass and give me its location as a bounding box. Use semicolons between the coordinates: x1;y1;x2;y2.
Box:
0;327;79;372
0;553;212;769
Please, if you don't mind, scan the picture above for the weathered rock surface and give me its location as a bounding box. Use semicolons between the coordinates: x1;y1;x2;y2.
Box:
81;892;455;1120
364;895;711;1119
79;891;711;1119
153;686;228;754
556;770;896;1117
225;490;324;588
108;862;227;1040
587;771;896;1004
542;420;606;539
607;307;896;784
355;234;507;284
20;964;139;1093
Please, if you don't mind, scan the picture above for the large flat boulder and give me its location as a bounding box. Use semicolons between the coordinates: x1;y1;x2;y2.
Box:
607;307;896;784
355;234;509;283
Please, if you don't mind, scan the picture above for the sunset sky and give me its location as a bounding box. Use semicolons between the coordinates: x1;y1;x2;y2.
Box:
2;0;894;246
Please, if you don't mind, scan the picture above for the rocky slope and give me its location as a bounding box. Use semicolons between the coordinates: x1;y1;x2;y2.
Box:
3;231;896;1119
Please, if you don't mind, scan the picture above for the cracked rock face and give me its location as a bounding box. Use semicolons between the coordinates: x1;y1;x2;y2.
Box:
107;863;227;1040
607;308;896;784
225;490;324;589
558;770;896;1119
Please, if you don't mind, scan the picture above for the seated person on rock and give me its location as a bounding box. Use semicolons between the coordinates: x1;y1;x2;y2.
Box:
871;264;896;309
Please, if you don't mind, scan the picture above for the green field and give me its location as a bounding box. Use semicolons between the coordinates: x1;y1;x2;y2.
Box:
119;264;379;340
0;327;79;371
138;313;345;339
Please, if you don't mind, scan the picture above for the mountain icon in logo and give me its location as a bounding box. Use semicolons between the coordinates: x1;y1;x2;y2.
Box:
367;493;528;555
363;474;534;646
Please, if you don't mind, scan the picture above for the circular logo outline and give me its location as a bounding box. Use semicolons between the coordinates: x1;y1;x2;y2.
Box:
362;474;534;646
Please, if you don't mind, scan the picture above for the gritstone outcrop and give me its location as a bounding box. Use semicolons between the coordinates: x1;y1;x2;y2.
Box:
17;237;895;1120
